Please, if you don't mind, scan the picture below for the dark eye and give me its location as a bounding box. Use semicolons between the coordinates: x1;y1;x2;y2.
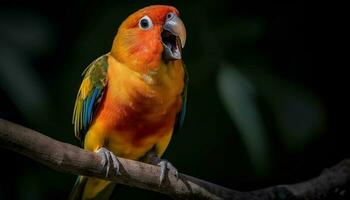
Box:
166;12;175;20
139;15;153;30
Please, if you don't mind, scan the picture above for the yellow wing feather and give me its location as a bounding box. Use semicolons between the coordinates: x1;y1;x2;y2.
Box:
72;54;108;141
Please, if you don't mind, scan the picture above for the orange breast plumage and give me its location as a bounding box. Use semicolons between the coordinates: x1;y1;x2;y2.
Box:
83;55;184;160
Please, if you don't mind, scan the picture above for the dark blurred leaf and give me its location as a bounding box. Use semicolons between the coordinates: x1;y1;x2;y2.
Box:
0;11;54;54
217;63;271;175
0;11;53;126
243;68;325;151
0;45;49;123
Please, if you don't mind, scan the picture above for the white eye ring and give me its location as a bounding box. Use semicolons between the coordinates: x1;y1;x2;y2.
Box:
139;15;153;30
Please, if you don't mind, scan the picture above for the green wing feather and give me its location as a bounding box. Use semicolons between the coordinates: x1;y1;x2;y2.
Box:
72;54;109;143
174;64;188;134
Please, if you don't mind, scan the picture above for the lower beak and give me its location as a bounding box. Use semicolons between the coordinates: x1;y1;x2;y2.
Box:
162;14;186;61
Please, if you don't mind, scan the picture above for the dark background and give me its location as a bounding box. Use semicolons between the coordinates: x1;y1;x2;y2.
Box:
0;1;347;200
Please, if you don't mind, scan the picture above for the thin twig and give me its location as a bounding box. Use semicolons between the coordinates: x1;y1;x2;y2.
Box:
0;118;349;200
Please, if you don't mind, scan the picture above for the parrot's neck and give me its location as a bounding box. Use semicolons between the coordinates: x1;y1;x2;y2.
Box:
107;55;184;106
140;69;158;85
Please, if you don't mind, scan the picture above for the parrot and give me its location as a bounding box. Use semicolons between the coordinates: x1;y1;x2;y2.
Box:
68;5;188;200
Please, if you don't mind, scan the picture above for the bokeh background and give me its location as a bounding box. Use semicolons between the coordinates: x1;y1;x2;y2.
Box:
0;1;347;200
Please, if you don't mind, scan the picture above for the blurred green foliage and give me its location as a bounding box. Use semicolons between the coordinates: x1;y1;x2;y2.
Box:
0;1;345;200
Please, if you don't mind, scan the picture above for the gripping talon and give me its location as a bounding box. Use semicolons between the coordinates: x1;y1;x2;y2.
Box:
97;147;121;177
159;161;166;185
143;150;178;185
106;151;111;176
109;151;121;175
157;160;178;185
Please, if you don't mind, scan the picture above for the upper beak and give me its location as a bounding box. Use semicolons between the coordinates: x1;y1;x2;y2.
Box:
163;14;186;48
162;13;186;60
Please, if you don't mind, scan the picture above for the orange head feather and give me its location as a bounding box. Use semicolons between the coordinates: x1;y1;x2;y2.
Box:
110;5;185;73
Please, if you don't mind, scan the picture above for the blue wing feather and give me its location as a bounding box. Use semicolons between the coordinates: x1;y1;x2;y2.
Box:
87;89;99;122
72;54;108;144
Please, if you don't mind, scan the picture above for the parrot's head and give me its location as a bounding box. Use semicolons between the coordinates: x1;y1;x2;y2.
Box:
111;5;186;73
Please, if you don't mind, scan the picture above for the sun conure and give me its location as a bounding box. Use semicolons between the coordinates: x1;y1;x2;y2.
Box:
68;5;188;200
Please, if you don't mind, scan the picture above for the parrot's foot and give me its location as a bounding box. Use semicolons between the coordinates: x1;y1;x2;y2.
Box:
157;159;178;185
143;150;178;185
97;147;121;177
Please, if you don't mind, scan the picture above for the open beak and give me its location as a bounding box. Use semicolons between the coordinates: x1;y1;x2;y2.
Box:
162;13;186;61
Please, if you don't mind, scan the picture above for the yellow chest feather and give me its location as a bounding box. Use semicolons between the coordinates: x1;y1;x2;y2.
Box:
84;55;184;159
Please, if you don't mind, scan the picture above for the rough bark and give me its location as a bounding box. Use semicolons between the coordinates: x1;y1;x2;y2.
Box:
0;118;349;199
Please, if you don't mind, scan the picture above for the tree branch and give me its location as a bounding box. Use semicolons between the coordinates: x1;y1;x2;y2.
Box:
0;118;349;200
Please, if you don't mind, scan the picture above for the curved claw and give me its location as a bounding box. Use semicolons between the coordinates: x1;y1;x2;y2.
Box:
159;161;167;185
109;150;121;175
97;147;121;177
157;160;178;186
